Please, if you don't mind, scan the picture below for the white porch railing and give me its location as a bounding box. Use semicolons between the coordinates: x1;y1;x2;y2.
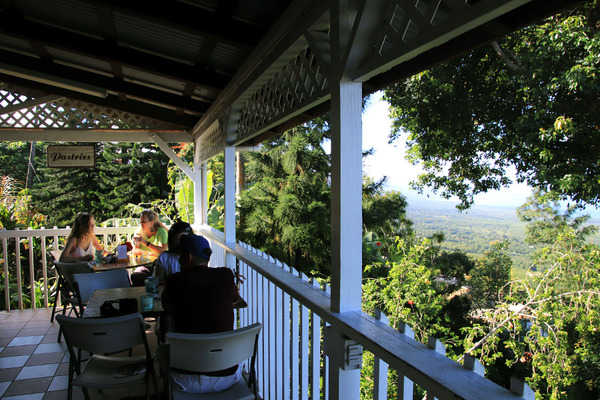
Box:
0;225;535;399
0;226;139;310
198;225;535;400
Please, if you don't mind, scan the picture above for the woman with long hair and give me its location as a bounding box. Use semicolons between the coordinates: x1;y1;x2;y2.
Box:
59;212;104;262
133;209;168;255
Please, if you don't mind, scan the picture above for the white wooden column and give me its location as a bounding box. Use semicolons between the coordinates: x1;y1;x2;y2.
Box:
199;163;207;225
330;85;363;311
192;136;206;226
327;0;363;398
223;145;236;269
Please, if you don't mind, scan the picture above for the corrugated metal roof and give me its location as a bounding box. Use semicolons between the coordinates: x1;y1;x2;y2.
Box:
0;0;587;142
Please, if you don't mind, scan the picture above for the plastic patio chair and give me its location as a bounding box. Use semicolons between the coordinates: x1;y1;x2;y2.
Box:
73;268;131;314
51;260;94;341
51;259;92;320
56;313;159;400
159;322;262;400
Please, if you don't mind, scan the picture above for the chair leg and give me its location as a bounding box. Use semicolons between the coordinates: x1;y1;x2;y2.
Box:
50;277;63;323
149;363;160;400
50;294;58;323
57;303;70;342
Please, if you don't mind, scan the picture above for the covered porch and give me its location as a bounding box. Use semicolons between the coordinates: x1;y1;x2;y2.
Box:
0;0;587;398
0;225;532;399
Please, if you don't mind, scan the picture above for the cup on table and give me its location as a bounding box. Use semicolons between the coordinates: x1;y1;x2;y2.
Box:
144;276;159;294
95;250;103;263
141;249;149;260
140;293;154;312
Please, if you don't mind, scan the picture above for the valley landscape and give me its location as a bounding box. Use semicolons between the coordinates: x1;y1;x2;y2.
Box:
405;195;600;278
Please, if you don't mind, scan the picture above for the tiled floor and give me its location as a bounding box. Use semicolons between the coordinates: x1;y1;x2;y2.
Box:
0;307;161;399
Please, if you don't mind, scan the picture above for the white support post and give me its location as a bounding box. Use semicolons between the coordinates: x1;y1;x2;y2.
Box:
330;79;363;312
329;4;363;315
223;146;236;269
193;137;204;226
192;165;204;226
327;0;363;399
200;163;207;225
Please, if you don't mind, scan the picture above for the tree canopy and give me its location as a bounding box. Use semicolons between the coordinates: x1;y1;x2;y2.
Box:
236;117;413;277
463;191;600;399
21;141;173;226
384;1;600;209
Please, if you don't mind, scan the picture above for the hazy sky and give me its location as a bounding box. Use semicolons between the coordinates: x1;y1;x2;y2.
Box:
362;91;532;209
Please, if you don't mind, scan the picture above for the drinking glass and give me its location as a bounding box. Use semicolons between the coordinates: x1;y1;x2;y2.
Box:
140;293;154;312
144;277;159;294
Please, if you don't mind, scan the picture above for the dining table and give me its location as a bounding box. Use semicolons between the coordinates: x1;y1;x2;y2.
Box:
92;254;156;272
81;285;164;319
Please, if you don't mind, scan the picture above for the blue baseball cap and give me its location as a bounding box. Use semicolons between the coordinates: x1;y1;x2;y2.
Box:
180;233;212;258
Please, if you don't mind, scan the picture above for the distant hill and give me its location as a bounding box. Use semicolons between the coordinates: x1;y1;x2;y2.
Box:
403;194;600;278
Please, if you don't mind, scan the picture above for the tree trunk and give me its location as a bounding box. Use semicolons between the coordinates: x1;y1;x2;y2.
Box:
26;142;36;188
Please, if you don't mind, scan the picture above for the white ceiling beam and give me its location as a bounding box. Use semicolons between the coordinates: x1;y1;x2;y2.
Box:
0;130;192;143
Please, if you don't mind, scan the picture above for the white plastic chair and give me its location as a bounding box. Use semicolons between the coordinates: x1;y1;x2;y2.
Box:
73;268;131;313
51;260;94;321
159;322;262;400
51;260;94;342
56;313;159;400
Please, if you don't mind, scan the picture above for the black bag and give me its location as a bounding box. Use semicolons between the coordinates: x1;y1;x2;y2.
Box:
100;297;138;317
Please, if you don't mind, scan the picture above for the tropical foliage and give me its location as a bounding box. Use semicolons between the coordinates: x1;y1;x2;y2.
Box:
384;1;600;210
461;192;600;399
29;142;173;226
237;119;332;275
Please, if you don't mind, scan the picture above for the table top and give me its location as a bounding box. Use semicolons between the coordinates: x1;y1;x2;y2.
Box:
82;286;164;318
93;254;156;271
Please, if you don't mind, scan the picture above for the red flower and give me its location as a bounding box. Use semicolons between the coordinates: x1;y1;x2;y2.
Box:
376;242;382;246
122;241;133;251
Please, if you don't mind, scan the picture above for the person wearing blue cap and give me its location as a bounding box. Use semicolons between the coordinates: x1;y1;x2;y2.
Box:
160;233;241;394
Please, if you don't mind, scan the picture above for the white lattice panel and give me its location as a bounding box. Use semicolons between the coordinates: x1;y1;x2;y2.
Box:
356;0;527;79
199;122;225;162
237;47;328;142
0;87;183;130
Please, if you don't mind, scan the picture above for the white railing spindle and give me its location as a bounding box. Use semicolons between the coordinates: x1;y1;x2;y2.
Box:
310;277;322;400
40;234;49;308
2;236;9;309
397;321;415;400
27;234;35;308
15;229;23;309
290;264;300;400
373;310;389;400
300;272;310;400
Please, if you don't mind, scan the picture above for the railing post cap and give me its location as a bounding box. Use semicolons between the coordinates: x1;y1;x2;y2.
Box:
510;377;535;399
463;354;485;376
427;336;446;355
397;321;414;338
